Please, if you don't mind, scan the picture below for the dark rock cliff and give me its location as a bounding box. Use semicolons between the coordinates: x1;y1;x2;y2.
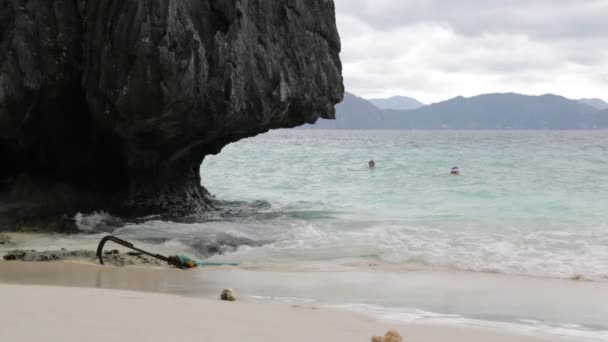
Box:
0;0;344;230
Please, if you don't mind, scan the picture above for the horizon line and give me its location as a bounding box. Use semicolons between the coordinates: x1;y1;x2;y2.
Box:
349;91;608;105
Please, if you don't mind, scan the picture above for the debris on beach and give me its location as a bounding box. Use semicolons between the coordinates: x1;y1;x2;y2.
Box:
384;330;403;342
372;330;403;342
220;288;236;301
100;250;164;267
571;274;584;281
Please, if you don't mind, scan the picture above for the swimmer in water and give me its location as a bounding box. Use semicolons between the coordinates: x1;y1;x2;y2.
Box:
369;160;376;168
450;166;460;175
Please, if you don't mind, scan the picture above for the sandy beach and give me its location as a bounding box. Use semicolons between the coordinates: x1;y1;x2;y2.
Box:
0;283;564;342
2;0;606;341
0;261;584;342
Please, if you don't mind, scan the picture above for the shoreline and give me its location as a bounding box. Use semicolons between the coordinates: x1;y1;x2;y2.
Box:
2;231;606;282
1;261;603;342
0;283;566;342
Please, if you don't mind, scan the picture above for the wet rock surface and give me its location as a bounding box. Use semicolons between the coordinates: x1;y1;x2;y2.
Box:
2;248;162;266
188;233;269;258
0;0;343;231
220;288;236;301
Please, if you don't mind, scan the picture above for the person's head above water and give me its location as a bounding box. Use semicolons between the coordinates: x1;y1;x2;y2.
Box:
369;160;376;168
450;166;460;175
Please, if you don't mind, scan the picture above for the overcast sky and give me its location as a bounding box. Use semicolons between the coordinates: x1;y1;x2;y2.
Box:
334;0;608;103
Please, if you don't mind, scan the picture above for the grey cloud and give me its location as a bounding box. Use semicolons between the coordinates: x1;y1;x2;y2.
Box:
594;74;608;83
344;70;450;98
334;0;608;102
335;0;608;40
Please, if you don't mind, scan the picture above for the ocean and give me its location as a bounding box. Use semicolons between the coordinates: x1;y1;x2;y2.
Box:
12;130;608;340
200;130;608;280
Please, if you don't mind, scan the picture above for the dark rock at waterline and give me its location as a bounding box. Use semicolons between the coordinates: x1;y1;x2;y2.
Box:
3;249;94;262
0;0;343;231
189;233;269;258
2;248;162;266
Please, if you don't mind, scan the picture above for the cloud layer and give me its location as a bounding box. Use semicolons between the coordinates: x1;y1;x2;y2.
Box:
335;0;608;103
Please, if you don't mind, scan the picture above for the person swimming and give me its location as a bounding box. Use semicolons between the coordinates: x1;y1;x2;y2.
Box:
368;160;376;168
450;166;460;175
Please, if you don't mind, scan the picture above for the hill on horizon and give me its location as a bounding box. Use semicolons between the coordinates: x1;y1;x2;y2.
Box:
369;95;425;110
385;93;599;129
310;92;608;129
578;98;608;110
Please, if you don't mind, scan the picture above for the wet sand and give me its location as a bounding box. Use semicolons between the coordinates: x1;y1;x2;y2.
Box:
0;261;586;342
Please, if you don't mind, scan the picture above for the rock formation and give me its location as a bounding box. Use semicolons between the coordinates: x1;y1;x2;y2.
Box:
2;248;164;266
0;0;344;230
220;288;236;301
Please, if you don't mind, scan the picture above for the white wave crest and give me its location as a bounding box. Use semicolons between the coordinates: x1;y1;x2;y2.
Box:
74;211;117;232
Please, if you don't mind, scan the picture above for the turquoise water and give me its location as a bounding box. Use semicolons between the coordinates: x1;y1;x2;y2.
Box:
200;130;608;280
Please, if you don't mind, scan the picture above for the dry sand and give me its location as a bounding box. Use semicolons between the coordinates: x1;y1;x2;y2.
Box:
0;262;573;342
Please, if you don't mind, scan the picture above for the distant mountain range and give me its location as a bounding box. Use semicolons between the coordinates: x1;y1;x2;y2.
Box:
369;96;425;110
578;98;608;110
308;92;608;129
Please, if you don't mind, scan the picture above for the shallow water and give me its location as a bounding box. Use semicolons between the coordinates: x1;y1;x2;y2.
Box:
203;130;608;340
199;130;608;280
9;129;608;340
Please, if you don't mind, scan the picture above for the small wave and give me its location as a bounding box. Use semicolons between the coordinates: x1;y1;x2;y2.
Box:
217;221;608;281
250;295;318;304
106;219;273;258
206;199;336;222
74;211;122;233
67;196;608;282
338;304;608;342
